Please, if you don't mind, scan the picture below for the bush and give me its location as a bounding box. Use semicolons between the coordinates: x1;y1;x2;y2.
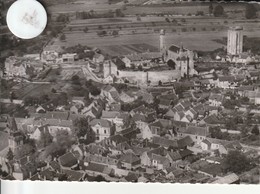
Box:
213;5;224;17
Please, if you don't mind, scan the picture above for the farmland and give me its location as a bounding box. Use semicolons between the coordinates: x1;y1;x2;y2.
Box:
9;83;53;100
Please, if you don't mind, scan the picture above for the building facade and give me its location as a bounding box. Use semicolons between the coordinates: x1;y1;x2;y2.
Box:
227;26;243;55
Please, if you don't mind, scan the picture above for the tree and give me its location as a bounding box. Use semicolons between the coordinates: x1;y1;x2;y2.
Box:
224;150;251;174
60;34;66;41
51;88;56;93
165;18;170;23
213;4;224;17
93;175;107;182
13;105;29;118
112;30;119;37
71;75;81;85
6;148;14;161
38;129;53;148
89;85;101;96
83;27;89;33
158;80;162;86
251;125;259;136
55;130;75;150
138;65;143;71
245;4;257;19
73;117;95;144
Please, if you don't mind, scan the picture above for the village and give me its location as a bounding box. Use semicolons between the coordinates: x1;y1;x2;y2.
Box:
0;0;260;185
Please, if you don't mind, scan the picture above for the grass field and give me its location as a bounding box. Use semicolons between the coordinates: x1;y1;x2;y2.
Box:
11;83;53;99
48;0;121;13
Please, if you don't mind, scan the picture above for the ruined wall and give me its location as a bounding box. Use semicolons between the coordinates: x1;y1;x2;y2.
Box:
117;70;181;85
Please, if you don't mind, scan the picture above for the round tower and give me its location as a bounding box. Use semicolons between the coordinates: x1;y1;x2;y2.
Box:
160;29;166;53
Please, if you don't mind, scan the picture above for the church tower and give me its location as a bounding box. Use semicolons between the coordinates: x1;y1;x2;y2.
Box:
8;117;24;152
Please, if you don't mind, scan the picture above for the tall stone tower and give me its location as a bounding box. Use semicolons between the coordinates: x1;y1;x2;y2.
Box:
160;29;166;53
8;117;24;152
227;26;243;55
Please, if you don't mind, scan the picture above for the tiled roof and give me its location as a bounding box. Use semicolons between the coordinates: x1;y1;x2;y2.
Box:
167;151;182;161
0;132;9;152
179;126;209;137
125;52;161;61
89;119;112;128
152;153;169;164
119;153;140;164
211;173;239;184
59;152;77;167
63;169;84;181
152;136;178;148
177;136;194;148
109;134;128;144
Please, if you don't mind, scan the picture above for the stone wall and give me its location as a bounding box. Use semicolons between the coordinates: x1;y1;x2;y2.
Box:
117;70;181;85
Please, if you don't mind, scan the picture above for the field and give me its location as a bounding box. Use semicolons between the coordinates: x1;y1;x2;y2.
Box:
10;83;53;99
47;0;121;14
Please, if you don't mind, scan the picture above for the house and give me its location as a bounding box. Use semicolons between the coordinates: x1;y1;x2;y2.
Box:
135;90;154;104
89;119;115;142
62;53;77;63
92;53;105;64
208;93;223;107
41;45;63;63
101;85;120;104
177;136;194;149
58;152;78;168
165;151;182;168
101;111;130;132
217;76;236;89
119;152;141;170
140;147;167;167
149;119;174;137
119;91;136;103
199;114;223;126
178;126;209;144
30;124;50;141
152;136;178;149
4;56;42;79
200;138;231;156
211;173;240;184
103;74;115;84
151;153;171;170
122;52;161;68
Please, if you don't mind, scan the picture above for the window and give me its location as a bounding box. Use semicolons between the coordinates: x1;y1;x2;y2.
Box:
104;130;107;134
97;129;99;134
200;137;202;140
96;136;99;140
195;136;197;139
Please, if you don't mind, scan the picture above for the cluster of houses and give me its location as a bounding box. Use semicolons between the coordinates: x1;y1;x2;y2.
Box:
1;74;259;183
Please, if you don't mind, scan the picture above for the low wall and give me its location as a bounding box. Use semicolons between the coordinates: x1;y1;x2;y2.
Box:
117;70;181;85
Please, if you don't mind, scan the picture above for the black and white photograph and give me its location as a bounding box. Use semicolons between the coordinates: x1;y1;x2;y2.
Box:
0;0;259;185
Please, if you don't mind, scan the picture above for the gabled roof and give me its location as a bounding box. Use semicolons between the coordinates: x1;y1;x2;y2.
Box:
132;105;155;115
177;136;194;148
109;134;128;145
119;153;140;164
211;173;239;184
63;169;85;181
152;153;169;164
89;119;112;128
179;126;209;137
58;152;77;167
146;147;167;158
152;136;178;148
167;151;182;161
179;149;193;158
149;119;172;129
84;162;106;173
